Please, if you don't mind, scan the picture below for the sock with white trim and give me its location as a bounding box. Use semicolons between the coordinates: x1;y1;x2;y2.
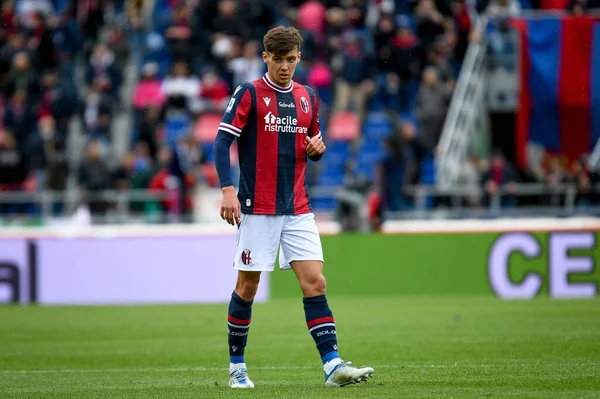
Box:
303;295;341;368
228;291;252;365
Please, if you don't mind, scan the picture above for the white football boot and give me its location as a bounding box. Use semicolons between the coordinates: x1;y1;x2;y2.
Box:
325;361;374;387
229;367;255;388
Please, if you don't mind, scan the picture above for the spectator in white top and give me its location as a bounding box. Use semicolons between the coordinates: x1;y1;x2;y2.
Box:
228;41;265;89
161;61;201;114
15;0;54;28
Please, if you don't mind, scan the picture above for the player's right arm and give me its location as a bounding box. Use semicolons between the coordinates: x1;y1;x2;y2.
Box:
214;82;253;226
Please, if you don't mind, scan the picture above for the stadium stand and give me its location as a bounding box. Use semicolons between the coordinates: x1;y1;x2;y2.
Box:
0;0;599;228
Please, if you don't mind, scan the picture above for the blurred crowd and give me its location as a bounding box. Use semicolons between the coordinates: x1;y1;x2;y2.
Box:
0;0;598;223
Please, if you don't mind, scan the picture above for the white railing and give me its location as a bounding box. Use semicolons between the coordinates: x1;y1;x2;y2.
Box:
0;183;598;224
589;138;600;171
436;16;490;189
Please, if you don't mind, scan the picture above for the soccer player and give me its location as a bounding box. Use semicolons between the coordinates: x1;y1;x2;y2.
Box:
213;26;374;388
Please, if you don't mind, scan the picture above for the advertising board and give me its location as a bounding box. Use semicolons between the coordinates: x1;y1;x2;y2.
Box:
0;226;269;305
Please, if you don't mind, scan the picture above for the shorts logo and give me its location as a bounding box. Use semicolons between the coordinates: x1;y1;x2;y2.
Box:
300;97;310;113
241;249;252;265
246;199;251;207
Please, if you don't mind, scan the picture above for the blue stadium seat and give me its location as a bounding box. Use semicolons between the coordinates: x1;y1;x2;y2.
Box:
202;143;214;163
420;155;436;209
420;155;436;185
165;113;192;147
320;159;345;174
358;138;386;166
360;138;386;153
363;112;393;140
317;174;345;186
317;88;333;106
358;151;384;166
324;141;351;165
327;140;351;154
317;160;345;185
354;162;377;182
311;197;337;211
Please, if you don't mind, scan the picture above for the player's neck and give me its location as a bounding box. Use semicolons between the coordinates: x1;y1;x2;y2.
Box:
263;72;293;92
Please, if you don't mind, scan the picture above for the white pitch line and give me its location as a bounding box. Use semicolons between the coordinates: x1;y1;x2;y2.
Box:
2;361;597;375
0;364;468;375
2;361;598;375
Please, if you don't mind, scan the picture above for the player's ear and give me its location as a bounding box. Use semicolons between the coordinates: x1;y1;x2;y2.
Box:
262;51;268;63
297;52;301;63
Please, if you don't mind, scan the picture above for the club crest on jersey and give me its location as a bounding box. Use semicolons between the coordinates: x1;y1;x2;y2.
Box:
241;249;252;265
300;97;310;113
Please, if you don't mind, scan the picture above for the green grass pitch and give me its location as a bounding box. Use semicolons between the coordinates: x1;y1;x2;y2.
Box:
1;296;599;398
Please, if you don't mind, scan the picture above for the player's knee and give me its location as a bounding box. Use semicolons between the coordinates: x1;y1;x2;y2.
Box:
301;274;327;297
236;273;261;301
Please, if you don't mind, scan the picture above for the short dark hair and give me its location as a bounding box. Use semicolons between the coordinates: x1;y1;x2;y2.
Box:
263;26;303;55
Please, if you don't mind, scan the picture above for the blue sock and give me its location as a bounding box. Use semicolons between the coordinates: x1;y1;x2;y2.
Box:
228;291;252;364
230;355;244;364
322;350;341;365
303;295;340;363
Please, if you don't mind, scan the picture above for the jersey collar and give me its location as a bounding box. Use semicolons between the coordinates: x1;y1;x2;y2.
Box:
262;73;293;93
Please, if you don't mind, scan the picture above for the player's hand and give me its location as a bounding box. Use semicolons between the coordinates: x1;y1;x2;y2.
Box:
305;135;326;157
220;186;241;226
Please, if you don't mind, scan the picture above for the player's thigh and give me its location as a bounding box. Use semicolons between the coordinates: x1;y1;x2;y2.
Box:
235;214;284;272
279;213;324;270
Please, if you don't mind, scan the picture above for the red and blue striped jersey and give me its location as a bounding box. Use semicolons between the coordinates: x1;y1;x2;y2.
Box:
218;74;322;215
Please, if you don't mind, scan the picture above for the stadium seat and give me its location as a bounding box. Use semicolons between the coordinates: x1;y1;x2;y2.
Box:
194;113;222;143
327;140;351;154
420;155;436;185
165;113;191;146
318;87;333;105
202;143;214;163
357;138;386;168
360;138;386;154
358;151;385;166
326;112;360;141
364;112;393;140
201;163;219;187
420;155;436;209
354;161;377;182
317;174;345;186
317;159;345;184
311;197;337;211
325;141;351;165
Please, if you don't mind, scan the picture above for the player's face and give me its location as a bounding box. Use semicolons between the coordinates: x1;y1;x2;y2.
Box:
263;48;301;87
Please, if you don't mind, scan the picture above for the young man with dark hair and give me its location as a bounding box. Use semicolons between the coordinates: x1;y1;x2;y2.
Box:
213;26;374;389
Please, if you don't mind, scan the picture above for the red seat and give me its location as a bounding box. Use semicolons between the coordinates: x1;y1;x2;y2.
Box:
201;164;219;187
326;112;360;141
194;113;222;143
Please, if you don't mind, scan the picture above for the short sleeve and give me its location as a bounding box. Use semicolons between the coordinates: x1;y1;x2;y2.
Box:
219;82;253;137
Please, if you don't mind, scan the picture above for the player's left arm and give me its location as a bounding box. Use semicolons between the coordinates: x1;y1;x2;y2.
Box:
306;135;325;161
305;86;325;162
